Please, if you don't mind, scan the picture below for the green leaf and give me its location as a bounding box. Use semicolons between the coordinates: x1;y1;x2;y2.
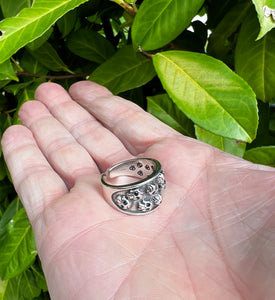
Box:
0;156;6;181
89;45;156;94
235;8;275;102
195;125;246;157
20;269;41;299
0;60;18;82
207;1;252;58
0;276;20;300
67;28;115;64
244;146;275;166
251;0;275;39
0;0;89;64
0;0;31;18
0;198;22;240
27;27;54;51
0;208;37;280
0;180;14;203
147;94;195;137
28;42;72;73
30;264;47;292
20;51;48;75
132;0;204;51
4;81;34;96
153;51;258;142
57;9;78;38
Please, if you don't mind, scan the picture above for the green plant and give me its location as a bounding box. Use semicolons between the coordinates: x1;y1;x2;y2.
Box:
0;0;275;298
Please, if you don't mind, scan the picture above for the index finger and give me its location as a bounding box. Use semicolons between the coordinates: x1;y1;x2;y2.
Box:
69;81;180;154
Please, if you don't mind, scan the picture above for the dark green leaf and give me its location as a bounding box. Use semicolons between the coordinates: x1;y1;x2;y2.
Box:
31;264;47;291
0;208;37;280
28;42;72;73
0;0;90;64
195;125;246;157
0;276;21;300
252;0;275;39
0;156;6;181
57;9;78;38
207;1;252;58
4;81;34;96
89;45;156;94
147;94;195;137
67;28;115;63
153;51;258;142
235;8;275;102
0;180;14;203
132;0;204;51
20;51;48;75
0;60;18;82
0;0;31;18
244;146;275;166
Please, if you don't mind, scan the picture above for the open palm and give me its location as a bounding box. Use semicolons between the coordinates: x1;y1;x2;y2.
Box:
2;81;275;300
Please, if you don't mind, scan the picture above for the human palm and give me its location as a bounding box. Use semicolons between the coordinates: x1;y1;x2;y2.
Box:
2;81;275;299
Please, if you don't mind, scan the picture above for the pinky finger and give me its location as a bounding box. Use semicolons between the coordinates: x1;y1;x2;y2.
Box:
1;125;68;224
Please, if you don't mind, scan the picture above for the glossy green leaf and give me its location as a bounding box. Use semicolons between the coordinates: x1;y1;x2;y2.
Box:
235;8;275;102
0;276;20;300
28;42;72;73
27;28;54;51
0;60;18;82
0;198;22;240
57;9;78;38
132;0;204;51
207;1;252;58
195;125;246;157
153;51;258;142
4;81;34;96
147;94;195;137
0;0;89;64
67;28;115;64
244;146;275;166
252;0;275;39
0;0;31;18
20;51;48;75
89;45;156;94
0;208;37;280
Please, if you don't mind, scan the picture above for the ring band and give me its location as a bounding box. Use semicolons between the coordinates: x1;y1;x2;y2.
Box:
101;158;166;215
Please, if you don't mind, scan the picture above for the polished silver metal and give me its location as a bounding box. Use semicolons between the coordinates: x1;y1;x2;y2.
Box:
101;158;166;215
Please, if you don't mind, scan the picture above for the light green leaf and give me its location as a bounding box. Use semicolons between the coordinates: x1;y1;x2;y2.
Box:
153;51;258;142
207;1;252;58
195;125;246;157
0;276;20;300
67;28;115;64
0;0;89;64
89;45;156;94
0;208;37;280
0;0;31;18
28;42;72;73
235;8;275;102
57;9;77;38
132;0;204;51
0;60;18;81
147;94;195;137
252;0;275;39
27;27;54;51
244;146;275;166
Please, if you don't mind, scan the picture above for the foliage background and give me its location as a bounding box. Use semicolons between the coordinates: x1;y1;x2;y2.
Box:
0;0;275;298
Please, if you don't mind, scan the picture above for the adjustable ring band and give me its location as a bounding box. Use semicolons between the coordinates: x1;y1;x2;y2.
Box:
101;158;166;215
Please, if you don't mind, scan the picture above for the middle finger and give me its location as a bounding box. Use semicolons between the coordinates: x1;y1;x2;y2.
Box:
34;82;132;171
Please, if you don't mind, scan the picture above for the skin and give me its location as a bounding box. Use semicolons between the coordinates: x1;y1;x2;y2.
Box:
1;81;275;300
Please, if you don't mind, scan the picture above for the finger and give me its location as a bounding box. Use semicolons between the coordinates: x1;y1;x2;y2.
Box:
1;125;68;223
19;101;98;188
69;81;180;154
35;82;132;172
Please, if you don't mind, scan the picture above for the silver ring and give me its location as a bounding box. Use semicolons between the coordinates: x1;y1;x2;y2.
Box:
101;158;166;215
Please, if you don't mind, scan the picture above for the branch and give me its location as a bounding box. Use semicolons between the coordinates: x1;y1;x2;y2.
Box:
111;0;136;16
16;71;91;81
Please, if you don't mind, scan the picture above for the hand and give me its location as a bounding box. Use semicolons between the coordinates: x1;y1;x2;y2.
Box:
2;81;275;300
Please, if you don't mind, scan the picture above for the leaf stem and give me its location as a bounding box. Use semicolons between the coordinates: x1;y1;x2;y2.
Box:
111;0;136;16
138;46;153;59
16;71;91;81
